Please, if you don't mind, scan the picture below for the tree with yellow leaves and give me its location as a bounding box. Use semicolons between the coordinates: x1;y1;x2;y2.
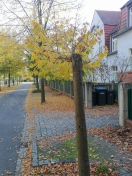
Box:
28;20;107;81
26;19;108;175
50;20;108;176
26;18;108;175
0;31;26;87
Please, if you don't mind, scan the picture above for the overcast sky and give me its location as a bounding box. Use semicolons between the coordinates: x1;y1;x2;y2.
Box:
81;0;128;24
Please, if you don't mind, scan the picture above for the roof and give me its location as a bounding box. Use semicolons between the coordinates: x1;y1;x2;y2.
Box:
121;0;132;9
110;25;120;34
96;10;121;26
114;26;132;38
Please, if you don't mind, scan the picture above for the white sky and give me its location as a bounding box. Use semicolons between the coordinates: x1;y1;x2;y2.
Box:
82;0;127;24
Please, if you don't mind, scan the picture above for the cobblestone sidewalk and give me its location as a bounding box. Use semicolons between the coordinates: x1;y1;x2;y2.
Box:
15;86;132;176
35;112;119;140
32;111;132;176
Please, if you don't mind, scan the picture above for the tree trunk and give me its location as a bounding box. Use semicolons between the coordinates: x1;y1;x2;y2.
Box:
41;77;45;103
8;72;10;87
34;76;35;84
36;75;39;90
0;82;1;91
36;0;53;103
13;77;15;85
71;53;90;176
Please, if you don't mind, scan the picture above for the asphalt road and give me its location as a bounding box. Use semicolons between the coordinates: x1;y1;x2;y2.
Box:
0;83;31;176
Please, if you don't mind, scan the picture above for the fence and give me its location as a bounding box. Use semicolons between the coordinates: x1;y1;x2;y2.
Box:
47;80;119;107
0;80;18;88
47;80;74;98
112;83;118;101
92;82;112;90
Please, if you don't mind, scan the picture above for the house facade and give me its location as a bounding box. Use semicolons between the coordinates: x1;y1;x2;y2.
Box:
90;0;132;82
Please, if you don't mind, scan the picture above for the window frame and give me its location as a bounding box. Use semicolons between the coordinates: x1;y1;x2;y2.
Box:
129;7;132;27
130;48;132;55
112;65;118;72
112;37;117;52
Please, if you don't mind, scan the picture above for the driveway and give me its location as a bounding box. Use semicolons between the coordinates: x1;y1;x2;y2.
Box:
0;83;31;175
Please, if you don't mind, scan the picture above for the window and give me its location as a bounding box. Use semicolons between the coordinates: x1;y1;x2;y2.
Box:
112;38;117;52
129;7;132;27
91;25;95;32
112;65;118;72
111;65;118;81
129;48;132;56
99;41;102;53
91;25;99;32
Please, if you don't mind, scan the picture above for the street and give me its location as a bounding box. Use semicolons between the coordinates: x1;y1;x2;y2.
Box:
0;83;31;176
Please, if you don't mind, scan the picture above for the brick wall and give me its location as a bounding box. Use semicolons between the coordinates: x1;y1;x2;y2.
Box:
118;72;132;82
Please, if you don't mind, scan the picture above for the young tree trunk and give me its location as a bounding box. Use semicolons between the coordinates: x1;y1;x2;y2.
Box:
71;53;90;176
36;75;39;90
41;77;45;103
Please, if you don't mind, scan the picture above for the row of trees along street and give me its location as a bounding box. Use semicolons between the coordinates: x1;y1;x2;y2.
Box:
0;0;108;175
0;31;26;87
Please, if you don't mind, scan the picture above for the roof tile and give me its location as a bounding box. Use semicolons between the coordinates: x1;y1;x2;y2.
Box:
96;10;121;25
121;0;132;9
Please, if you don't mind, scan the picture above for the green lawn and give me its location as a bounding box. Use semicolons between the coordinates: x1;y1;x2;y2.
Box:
37;136;105;162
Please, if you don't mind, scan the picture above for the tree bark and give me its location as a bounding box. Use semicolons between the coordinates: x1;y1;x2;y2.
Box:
37;0;54;103
36;75;39;90
71;53;90;176
13;77;15;85
8;71;10;87
41;77;45;103
34;76;35;84
0;82;1;91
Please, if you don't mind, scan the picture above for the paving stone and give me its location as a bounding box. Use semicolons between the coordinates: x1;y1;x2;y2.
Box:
50;159;60;164
32;141;38;166
39;160;50;165
59;158;76;163
35;112;119;140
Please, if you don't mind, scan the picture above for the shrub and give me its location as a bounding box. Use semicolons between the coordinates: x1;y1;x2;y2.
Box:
32;89;41;93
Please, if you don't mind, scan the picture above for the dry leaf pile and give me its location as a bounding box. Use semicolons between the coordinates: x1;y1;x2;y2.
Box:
85;105;118;118
32;86;75;113
88;126;132;152
21;85;123;175
21;143;120;176
38;132;75;150
0;84;20;97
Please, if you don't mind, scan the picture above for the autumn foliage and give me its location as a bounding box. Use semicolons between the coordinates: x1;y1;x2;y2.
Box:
0;31;25;79
26;20;108;81
21;86;122;176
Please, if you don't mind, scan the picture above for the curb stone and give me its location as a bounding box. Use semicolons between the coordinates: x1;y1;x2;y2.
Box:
15;147;26;176
32;140;76;167
15;112;35;175
118;168;132;176
32;141;38;166
15;104;131;176
32;134;132;176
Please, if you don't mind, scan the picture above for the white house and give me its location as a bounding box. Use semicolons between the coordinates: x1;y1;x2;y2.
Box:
90;0;132;82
